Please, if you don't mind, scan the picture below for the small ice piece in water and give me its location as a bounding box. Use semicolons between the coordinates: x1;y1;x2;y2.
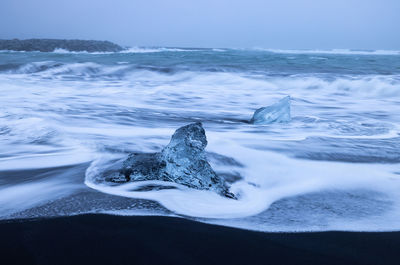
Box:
113;122;235;198
250;96;291;124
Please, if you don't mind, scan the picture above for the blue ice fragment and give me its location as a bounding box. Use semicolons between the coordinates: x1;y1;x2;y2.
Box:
115;122;235;198
250;96;291;125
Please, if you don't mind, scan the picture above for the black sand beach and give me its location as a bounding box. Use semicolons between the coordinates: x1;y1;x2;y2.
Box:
0;214;399;265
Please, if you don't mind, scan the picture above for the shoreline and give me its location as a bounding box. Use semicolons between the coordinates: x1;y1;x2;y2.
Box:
1;214;399;265
0;39;123;52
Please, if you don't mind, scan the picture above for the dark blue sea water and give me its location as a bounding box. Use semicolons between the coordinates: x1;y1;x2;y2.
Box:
1;47;400;231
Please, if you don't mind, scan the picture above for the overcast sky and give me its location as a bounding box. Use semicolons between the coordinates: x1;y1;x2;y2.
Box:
0;0;399;49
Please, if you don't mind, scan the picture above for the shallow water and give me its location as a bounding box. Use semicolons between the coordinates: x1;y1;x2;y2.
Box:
1;48;400;231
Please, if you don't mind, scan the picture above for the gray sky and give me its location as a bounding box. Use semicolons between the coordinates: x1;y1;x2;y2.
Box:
1;0;399;49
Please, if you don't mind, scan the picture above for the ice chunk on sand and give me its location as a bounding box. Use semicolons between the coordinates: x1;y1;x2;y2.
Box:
112;122;235;198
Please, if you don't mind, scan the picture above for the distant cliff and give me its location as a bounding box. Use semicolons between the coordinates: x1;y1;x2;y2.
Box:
0;39;123;52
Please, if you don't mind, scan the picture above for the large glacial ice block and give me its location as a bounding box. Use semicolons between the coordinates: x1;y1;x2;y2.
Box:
250;96;291;125
116;122;234;198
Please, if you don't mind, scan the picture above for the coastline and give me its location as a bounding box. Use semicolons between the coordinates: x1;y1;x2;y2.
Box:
0;39;123;52
1;214;399;265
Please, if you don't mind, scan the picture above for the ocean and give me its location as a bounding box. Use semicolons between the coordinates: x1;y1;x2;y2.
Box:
1;47;400;232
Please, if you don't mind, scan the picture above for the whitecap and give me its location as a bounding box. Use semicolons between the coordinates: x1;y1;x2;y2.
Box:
120;47;201;53
254;48;400;56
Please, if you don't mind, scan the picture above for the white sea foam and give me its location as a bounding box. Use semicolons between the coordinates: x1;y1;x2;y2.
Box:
52;48;115;54
0;50;29;53
0;148;93;170
5;60;400;98
3;47;400;56
120;47;201;53
255;48;400;55
85;138;400;221
1;51;400;231
0;179;80;218
3;47;198;54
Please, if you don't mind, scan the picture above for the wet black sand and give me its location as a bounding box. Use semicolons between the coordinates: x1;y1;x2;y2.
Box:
0;214;399;265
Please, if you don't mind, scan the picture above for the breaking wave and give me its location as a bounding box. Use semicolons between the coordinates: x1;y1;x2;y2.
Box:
121;47;203;53
1;48;400;232
255;48;400;56
2;61;399;98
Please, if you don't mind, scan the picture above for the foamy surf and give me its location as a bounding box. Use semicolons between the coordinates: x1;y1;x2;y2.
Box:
1;47;400;232
120;47;202;53
254;48;400;56
84;139;400;231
